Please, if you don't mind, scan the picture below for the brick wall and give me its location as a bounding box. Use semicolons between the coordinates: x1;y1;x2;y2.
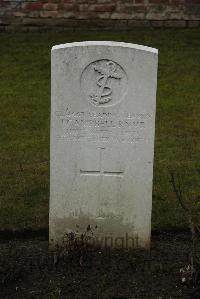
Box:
0;0;199;31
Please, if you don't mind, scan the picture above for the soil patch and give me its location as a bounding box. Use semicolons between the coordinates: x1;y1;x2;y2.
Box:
0;233;200;298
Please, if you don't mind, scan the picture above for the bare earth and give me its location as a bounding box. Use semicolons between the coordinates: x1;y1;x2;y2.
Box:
0;233;200;299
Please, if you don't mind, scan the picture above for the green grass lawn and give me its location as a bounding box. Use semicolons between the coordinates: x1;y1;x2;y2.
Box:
0;29;199;232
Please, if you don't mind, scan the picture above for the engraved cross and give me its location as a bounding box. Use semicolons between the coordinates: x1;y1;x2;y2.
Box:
80;147;124;177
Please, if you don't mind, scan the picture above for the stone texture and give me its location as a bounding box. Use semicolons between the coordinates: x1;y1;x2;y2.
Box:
164;19;186;27
50;41;158;249
150;20;163;27
0;0;199;29
188;20;199;27
128;20;149;28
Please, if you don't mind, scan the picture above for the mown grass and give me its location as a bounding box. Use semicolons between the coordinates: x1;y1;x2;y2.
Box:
0;29;199;231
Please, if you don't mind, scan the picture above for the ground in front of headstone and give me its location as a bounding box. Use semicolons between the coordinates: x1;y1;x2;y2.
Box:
0;233;199;299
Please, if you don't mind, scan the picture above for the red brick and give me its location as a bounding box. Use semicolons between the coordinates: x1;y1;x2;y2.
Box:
43;3;58;11
170;0;185;6
13;11;27;17
22;2;43;11
97;0;113;3
40;10;58;17
77;11;98;19
0;2;6;8
135;0;145;3
89;4;116;12
133;5;146;12
120;4;146;13
57;11;76;18
60;4;77;11
97;12;112;18
111;12;133;19
149;0;168;3
0;0;199;30
74;0;88;3
185;0;200;3
119;0;134;3
29;11;40;18
79;4;89;11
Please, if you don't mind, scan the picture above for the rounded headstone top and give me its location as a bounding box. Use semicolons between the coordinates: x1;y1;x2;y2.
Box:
51;41;158;54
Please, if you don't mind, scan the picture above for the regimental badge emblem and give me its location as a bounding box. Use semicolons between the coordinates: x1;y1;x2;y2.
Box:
81;59;128;107
90;61;122;105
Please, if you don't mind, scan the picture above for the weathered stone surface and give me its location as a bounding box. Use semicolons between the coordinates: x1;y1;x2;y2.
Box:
50;41;158;249
150;20;163;27
164;19;186;27
0;0;199;30
128;20;149;28
188;20;199;27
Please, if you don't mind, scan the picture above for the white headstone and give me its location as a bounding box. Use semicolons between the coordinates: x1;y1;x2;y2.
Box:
50;41;158;249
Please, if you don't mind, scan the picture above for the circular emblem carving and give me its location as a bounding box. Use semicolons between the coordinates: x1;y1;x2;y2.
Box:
81;59;128;107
